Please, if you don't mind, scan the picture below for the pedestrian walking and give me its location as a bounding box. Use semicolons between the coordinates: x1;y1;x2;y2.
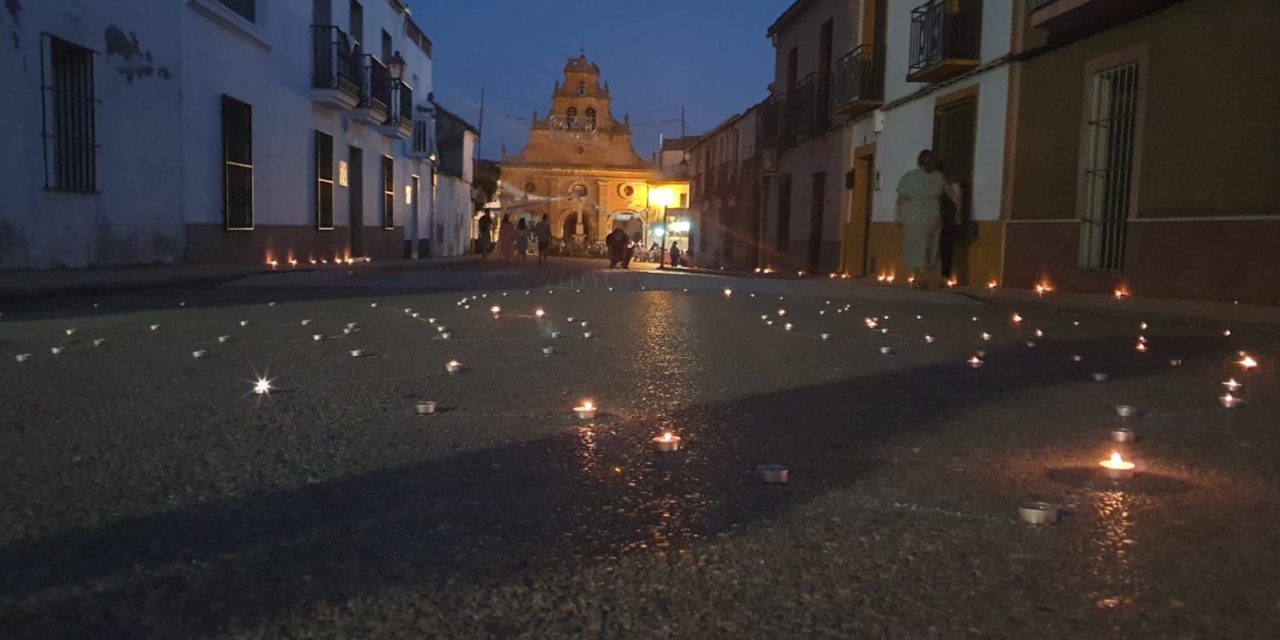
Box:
477;211;494;259
498;214;516;261
516;218;530;262
534;214;552;265
895;150;954;288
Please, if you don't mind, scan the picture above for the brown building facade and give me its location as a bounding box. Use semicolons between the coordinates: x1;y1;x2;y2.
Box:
1005;0;1280;302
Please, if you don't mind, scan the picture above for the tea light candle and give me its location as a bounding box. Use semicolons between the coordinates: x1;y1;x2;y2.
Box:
924;335;936;344
1100;452;1136;480
652;432;682;452
415;400;438;415
784;323;794;332
967;356;984;369
1110;427;1136;443
820;333;831;341
1135;342;1148;353
370;302;379;308
535;309;546;318
1011;313;1023;323
350;349;365;358
149;324;161;331
490;306;501;315
1237;354;1258;370
411;312;421;319
1115;405;1139;418
445;360;463;373
1071;354;1084;363
566;317;575;323
15;353;31;362
1034;329;1045;338
1169;359;1183;367
582;332;594;339
580;321;590;328
777;309;787;317
50;347;64;355
542;346;556;355
1220;393;1244;409
65;329;77;336
192;350;207;359
573;401;597;420
1025;341;1037;348
239;320;250;327
981;332;992;341
879;346;895;356
1223;378;1243;392
1017;501;1060;525
550;331;562;339
723;288;733;297
313;334;324;341
440;332;452;340
1092;372;1109;382
93;339;107;347
436;325;447;333
755;464;789;484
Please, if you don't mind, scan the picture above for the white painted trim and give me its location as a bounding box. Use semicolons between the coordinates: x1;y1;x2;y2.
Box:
187;0;271;51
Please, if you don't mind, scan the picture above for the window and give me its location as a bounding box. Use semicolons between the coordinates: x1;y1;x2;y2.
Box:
349;0;363;49
566;107;577;130
221;95;254;230
315;131;335;230
42;37;97;192
679;193;688;208
524;181;537;194
382;155;395;229
217;0;256;22
1080;61;1141;271
381;29;392;62
577;81;586;96
786;48;799;90
585;107;597;130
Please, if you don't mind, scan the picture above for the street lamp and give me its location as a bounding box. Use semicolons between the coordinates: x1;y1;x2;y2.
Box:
386;51;407;80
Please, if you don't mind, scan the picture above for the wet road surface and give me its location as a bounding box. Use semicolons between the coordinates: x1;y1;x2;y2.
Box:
2;261;1279;638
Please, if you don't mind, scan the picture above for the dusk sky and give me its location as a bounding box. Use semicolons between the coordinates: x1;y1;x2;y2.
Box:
409;0;784;161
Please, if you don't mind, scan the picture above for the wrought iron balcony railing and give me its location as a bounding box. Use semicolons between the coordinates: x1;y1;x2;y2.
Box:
834;45;886;118
311;26;360;102
908;0;983;83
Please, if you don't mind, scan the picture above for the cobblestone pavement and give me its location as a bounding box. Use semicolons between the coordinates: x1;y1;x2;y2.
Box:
2;259;1279;638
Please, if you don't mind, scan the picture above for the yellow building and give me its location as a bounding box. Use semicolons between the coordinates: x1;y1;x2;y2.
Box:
500;54;688;247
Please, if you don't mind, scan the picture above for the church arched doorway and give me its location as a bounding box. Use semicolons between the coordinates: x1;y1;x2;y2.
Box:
560;212;596;244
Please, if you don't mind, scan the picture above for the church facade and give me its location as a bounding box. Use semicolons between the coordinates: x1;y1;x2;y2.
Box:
500;55;685;247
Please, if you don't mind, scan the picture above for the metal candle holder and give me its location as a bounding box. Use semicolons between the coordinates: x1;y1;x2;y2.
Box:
1017;501;1060;525
1110;427;1136;443
652;433;682;452
755;464;789;484
573;403;597;420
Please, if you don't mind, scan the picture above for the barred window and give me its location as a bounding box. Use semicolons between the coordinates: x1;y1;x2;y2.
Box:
222;95;254;230
42;36;97;192
316;131;335;230
217;0;256;22
1080;62;1141;271
382;155;395;229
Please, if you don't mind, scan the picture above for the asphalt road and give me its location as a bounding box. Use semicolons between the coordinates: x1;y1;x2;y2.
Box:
2;260;1278;638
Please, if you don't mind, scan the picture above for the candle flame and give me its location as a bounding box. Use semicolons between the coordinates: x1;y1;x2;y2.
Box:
981;332;992;341
1012;313;1023;323
987;279;998;290
1238;354;1258;369
1100;451;1136;470
580;401;594;411
252;377;273;395
1113;287;1129;299
490;305;501;314
660;432;675;442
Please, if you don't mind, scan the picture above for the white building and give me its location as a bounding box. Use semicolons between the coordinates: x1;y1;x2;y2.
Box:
0;0;448;269
842;0;1012;285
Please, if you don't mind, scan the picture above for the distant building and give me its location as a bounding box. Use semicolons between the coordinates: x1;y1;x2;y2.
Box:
430;101;478;257
500;54;688;249
758;0;856;274
689;105;762;271
658;136;696;180
0;0;438;268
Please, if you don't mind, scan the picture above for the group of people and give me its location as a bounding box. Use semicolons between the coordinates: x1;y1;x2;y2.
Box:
895;149;966;289
476;212;553;265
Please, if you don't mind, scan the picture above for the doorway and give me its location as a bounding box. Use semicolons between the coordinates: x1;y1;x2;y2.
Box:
348;146;364;257
932;95;976;283
807;171;826;273
844;149;875;277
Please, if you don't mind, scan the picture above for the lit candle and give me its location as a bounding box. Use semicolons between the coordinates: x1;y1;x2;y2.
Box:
784;323;794;332
440;332;452;340
350;349;365;358
981;332;992;341
149;324;161;331
445;360;462;373
14;353;31;363
93;339;107;347
542;346;556;355
411;312;421;319
301;319;312;326
65;328;77;336
1012;313;1023;324
490;305;501;315
566;316;575;323
1115;405;1139;418
535;308;546;318
1034;328;1045;338
1168;359;1183;367
252;377;273;395
1220;393;1244;409
1100;451;1136;480
415;400;438;415
1237;354;1258;369
50;347;64;356
1223;378;1243;392
573;401;597;420
1223;329;1232;337
777;309;787;317
239;320;250;327
550;331;562;339
880;346;895;356
1025;341;1037;348
192;350;207;359
1113;288;1128;299
1135;342;1148;353
1071;354;1084;363
1139;322;1148;331
580;321;590;328
1092;372;1109;382
724;288;733;297
652;432;682;452
987;280;998;290
924;335;936;344
582;331;594;339
945;278;957;288
967;355;984;369
370;302;379;308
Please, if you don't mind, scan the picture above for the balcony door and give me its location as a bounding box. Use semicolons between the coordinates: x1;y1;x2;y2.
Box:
348;146;364;257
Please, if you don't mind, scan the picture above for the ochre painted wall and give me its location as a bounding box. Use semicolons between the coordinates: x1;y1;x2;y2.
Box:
864;221;1003;285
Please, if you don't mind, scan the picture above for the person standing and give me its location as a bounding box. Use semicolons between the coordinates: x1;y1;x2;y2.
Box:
606;227;627;268
516;218;531;262
669;241;682;269
477;211;494;259
895;150;950;288
498;214;516;261
936;162;966;284
534;214;552;265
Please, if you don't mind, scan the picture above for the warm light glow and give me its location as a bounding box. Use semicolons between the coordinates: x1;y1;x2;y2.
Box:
1034;328;1045;338
987;280;998;290
649;187;676;208
1034;281;1054;296
885;274;896;284
490;305;501;314
576;400;595;411
535;308;546;318
288;258;298;267
267;259;279;268
1224;329;1233;337
1223;378;1243;392
1012;313;1023;323
659;432;675;442
252;377;273;395
777;309;787;317
1113;287;1129;299
1221;393;1243;407
945;278;957;288
723;288;733;297
907;274;917;285
981;332;992;341
1140;322;1148;331
1100;452;1135;471
967;356;984;368
1238;354;1258;369
1135;342;1148;353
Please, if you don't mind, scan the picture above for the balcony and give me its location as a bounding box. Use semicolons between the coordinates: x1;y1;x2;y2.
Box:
758;94;786;148
1029;0;1181;35
833;45;885;120
378;81;413;139
907;0;983;84
784;72;832;139
310;26;360;110
352;55;390;126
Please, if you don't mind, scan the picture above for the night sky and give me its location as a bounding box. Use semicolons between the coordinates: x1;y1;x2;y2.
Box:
409;0;783;161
